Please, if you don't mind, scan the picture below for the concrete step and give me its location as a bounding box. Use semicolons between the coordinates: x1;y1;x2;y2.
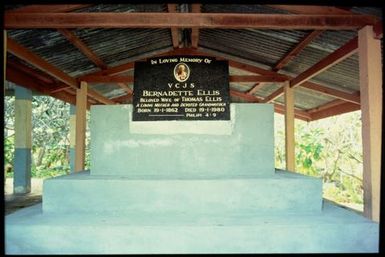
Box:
42;170;322;214
5;201;379;254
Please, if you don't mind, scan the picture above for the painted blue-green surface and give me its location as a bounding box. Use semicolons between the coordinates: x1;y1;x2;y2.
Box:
5;200;379;254
69;104;76;115
13;148;31;195
42;170;322;214
5;103;380;253
90;104;275;176
15;85;32;100
69;148;75;173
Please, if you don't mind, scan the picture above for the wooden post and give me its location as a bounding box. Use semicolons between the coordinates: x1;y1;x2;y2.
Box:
358;25;382;222
14;86;32;194
75;81;87;172
4;30;6;91
284;81;295;171
69;104;76;173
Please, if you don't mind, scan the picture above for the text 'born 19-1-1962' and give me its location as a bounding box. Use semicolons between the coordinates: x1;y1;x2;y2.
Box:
133;56;230;121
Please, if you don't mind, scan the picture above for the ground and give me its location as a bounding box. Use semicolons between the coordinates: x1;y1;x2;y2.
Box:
4;178;43;215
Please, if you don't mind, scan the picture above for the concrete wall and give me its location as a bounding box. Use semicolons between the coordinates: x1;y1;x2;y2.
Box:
90;104;275;176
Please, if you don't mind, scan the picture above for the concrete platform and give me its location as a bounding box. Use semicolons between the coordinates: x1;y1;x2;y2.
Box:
5;200;379;254
42;170;322;214
90;104;276;176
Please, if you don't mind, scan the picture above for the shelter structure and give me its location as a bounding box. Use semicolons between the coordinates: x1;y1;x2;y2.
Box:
3;3;383;254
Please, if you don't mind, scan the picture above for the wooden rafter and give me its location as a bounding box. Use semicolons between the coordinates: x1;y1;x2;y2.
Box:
4;13;377;30
167;4;180;49
8;4;92;13
111;93;132;103
117;83;133;95
301;82;360;105
274;103;311;122
310;101;360;121
191;4;201;48
87;88;115;105
58;29;107;69
230;90;261;103
7;37;115;105
273;30;323;71
247;83;264;95
229;88;311;121
373;20;383;39
290;36;358;88
80;75;134;83
262;36;359;102
81;74;287;83
7;37;78;88
307;99;346;114
7;59;55;85
6;65;88;107
261;87;284;103
229;75;287;83
154;47;363;106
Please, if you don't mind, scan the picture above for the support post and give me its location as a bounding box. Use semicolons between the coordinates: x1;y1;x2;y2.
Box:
13;85;32;194
358;25;382;222
69;104;76;173
74;81;87;172
4;30;6;89
284;81;295;171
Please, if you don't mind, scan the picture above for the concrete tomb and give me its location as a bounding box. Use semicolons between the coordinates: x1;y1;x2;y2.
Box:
5;104;379;254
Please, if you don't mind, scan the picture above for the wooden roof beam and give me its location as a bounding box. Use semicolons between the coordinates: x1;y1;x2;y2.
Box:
197;47;363;105
7;37;115;105
58;29;107;69
273;103;311;122
87;88;116;105
246;83;264;95
264;36;359;104
7;58;55;85
273;30;323;71
117;83;133;95
290;36;358;88
261;87;284;103
7;37;78;89
81;75;286;83
373;20;383;39
301;81;360;105
229;88;310;121
111;93;132;104
4;13;377;30
191;4;201;49
167;4;180;49
230;89;261;103
309;100;361;121
6;65;91;107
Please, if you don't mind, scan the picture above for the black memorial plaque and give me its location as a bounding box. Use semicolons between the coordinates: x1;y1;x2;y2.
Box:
133;56;230;121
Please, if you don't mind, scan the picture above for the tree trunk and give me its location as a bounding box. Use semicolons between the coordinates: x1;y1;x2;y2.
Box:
36;147;45;167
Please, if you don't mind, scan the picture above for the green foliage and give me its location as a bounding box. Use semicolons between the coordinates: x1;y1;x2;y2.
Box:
4;95;91;178
274;111;363;206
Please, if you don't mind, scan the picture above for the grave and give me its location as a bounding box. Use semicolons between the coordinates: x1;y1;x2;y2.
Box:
5;56;379;254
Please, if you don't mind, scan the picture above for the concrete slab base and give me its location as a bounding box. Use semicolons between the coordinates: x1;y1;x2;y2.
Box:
5;201;378;254
42;170;322;214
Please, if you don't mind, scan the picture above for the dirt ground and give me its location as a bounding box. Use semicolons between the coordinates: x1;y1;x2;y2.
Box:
4;178;43;215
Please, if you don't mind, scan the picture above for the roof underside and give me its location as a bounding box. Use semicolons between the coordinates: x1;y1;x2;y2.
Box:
4;4;383;121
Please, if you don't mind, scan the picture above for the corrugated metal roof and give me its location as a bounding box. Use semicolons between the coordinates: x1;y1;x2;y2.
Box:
8;29;99;77
4;4;382;119
73;28;173;68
